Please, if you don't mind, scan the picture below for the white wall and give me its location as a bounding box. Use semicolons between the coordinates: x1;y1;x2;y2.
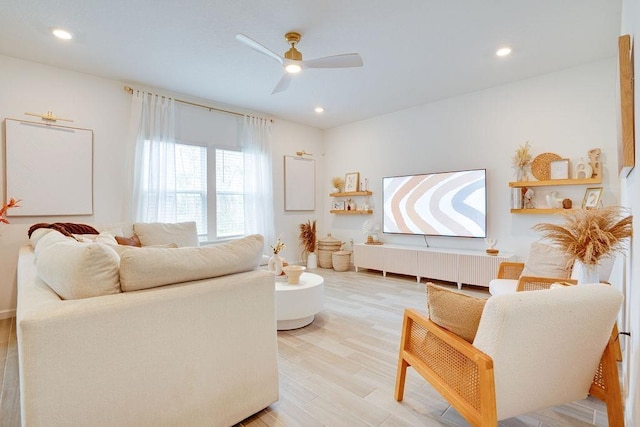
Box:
620;0;639;424
0;54;322;317
323;59;619;260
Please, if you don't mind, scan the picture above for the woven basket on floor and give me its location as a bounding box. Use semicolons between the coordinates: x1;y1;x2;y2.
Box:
332;251;351;272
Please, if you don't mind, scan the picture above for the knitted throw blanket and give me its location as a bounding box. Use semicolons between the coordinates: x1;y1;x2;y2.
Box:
27;222;99;239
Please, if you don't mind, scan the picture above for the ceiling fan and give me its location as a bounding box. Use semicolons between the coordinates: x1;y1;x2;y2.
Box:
236;31;363;94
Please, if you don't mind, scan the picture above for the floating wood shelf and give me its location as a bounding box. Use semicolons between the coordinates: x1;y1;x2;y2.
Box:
509;177;601;188
510;208;572;214
330;210;373;215
329;191;373;197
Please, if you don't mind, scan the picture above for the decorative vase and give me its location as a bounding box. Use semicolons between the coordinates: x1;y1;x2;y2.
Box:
268;253;283;275
307;252;317;269
517;166;529;182
570;260;599;284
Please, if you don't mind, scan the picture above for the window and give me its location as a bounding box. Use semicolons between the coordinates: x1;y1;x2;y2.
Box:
215;149;244;238
175;144;207;235
175;144;245;240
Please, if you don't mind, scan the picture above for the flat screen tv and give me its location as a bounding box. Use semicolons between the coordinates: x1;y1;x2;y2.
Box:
382;169;486;238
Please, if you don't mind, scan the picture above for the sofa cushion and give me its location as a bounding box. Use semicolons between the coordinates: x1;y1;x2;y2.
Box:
133;222;198;247
36;241;121;300
119;234;264;291
109;242;178;256
426;283;487;343
33;229;76;258
521;241;573;279
115;234;142;247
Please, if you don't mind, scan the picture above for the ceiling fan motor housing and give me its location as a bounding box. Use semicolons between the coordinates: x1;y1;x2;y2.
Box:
284;32;303;61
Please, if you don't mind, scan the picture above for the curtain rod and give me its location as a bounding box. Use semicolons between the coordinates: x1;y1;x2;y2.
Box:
123;86;273;123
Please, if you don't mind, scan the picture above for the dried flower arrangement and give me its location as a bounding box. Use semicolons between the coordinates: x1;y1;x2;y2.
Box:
271;239;285;255
332;176;344;192
512;141;532;168
532;206;633;266
298;219;317;261
0;197;21;225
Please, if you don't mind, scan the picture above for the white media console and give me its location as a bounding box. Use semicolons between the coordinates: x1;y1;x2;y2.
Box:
353;243;514;289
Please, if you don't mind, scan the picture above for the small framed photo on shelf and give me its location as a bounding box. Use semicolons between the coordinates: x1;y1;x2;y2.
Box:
582;187;603;209
344;172;360;192
332;201;345;210
549;159;570;180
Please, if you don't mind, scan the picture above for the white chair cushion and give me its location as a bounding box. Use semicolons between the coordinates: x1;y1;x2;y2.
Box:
473;284;623;420
133;222;199;247
119;234;264;291
488;278;518;296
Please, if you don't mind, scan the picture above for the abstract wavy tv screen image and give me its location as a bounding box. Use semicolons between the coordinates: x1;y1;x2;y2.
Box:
382;169;486;238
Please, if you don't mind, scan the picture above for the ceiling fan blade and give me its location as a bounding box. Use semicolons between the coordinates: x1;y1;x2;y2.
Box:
304;53;363;69
272;74;292;94
236;34;283;64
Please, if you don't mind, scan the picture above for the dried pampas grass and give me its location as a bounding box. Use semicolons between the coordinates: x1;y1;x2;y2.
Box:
532;206;633;266
299;219;317;261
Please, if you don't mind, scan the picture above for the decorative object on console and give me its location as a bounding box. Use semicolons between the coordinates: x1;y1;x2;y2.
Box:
282;265;305;284
574;157;593;179
588;148;603;180
344;172;359;192
532;205;632;284
484;238;499;255
298;220;316;266
332;176;344;193
531;152;562;181
512;141;532;181
549;159;570;179
582;187;603;209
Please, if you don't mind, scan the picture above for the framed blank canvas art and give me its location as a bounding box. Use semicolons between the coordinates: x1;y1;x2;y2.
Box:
5;119;93;216
284;155;315;211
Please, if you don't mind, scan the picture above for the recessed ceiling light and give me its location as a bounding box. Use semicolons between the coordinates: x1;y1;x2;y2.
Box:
496;47;512;57
52;28;73;40
314;107;324;113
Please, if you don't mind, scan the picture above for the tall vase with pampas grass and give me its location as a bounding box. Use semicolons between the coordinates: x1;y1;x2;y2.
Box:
299;219;317;268
532;206;633;284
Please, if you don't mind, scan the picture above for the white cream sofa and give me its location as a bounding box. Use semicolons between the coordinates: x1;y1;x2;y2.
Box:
17;223;279;427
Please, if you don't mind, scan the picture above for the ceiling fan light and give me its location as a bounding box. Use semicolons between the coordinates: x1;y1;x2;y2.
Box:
285;63;302;74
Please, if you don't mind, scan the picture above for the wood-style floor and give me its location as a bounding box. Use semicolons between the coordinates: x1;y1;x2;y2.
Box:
1;268;612;426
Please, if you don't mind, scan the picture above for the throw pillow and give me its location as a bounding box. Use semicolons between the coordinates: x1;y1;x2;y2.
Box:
133;222;198;247
115;234;142;247
426;283;487;343
109;242;178;256
36;241;121;300
119;234;264;292
521;241;573;279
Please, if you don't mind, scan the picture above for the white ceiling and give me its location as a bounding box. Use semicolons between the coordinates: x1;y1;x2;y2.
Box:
0;1;621;129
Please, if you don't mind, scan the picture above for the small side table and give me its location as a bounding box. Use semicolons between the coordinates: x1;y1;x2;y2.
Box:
275;272;324;330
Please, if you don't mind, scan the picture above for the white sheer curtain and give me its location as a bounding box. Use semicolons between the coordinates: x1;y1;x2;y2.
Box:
242;116;275;252
127;90;177;223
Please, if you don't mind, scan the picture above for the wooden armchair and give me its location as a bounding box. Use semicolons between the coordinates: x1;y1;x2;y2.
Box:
395;284;625;426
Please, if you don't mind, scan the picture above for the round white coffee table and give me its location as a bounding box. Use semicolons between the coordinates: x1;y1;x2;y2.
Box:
275;272;324;330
